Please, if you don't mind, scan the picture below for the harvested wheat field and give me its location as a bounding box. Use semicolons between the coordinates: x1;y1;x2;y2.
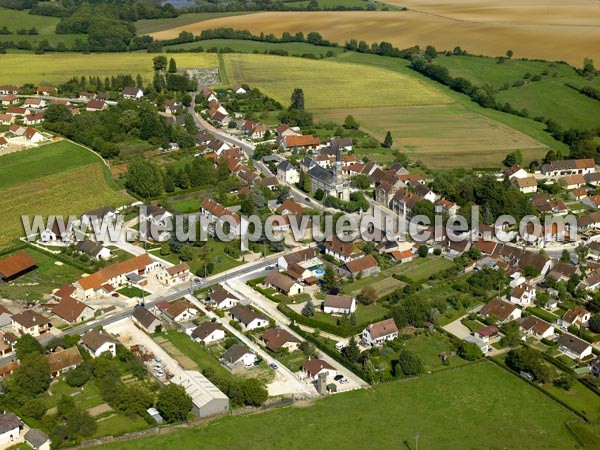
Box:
221;53;452;109
151;10;600;65
315;104;548;168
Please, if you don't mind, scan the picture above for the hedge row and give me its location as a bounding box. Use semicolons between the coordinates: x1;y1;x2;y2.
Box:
0;242;29;258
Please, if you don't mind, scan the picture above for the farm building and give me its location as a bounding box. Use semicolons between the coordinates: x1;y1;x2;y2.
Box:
0;253;37;282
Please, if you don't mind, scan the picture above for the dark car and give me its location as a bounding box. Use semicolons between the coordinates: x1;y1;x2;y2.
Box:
334;374;344;381
269;363;278;370
304;197;312;202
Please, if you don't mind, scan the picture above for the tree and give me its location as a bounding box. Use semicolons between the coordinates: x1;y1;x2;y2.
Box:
157;384;193;423
589;313;600;333
382;131;393;148
575;243;589;264
412;199;435;222
397;349;424;376
299;341;317;357
506;50;513;59
65;363;91;387
125;159;164;198
168;57;177;73
64;408;97;438
343;337;360;362
12;354;50;395
15;333;42;359
321;265;336;292
21;398;47;420
350;174;371;189
554;374;575;391
505;347;551;382
417;245;429;258
289;88;305;111
343;115;359;129
503;150;523;167
314;188;325;201
360;285;377;304
457;341;482;361
237;378;268;406
560;249;571;263
44;103;72;123
302;299;315;317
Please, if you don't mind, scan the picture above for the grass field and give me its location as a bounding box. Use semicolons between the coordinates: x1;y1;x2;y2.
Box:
93;362;580;449
0;142;130;249
496;81;600;129
0;53;217;85
149;10;600;66
221;53;453;109
0;247;84;301
435;55;600;129
0;7;86;47
164;38;346;56
0;141;100;189
315;104;549;168
390;257;455;283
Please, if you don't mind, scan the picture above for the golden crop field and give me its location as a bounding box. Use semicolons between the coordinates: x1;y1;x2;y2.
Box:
151;10;600;65
0;164;130;249
221;53;452;109
0;53;218;85
315;105;548;168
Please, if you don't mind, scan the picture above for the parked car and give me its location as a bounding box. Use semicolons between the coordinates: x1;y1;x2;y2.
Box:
269;363;278;370
334;374;344;381
265;265;275;270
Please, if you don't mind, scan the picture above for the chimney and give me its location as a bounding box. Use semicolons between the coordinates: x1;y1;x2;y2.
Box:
307;355;311;361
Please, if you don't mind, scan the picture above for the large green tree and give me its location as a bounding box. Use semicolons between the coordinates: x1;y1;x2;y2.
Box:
125;159;164;198
157;384;193;423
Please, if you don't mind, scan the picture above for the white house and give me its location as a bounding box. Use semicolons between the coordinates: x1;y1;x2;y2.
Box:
209;285;240;310
75;239;112;260
302;357;336;381
156;263;191;287
40;217;74;244
122;87;144;100
519;316;555;340
479;298;522;324
11;310;51;337
0;412;22;449
559;307;591;329
232;85;247;95
24;428;50;450
508;284;536;306
229;305;269;331
276;160;300;185
221;344;257;368
81;206;118;228
81;329;117;357
323;295;356;315
131;307;162;334
157;299;198;323
557;333;593;360
190;321;226;345
361;318;398;346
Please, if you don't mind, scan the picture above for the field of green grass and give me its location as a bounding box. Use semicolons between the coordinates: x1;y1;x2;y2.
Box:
0;52;217;85
164;38;346;56
221;53;453;110
93;362;580;449
0;247;85;301
0;7;86;47
0;141;130;249
391;257;454;283
0;141;100;189
315;104;549;168
435;55;600;130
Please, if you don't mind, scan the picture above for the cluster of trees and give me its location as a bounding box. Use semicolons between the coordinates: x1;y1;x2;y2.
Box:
202;366;268;407
324;192;370;213
58;74;140;97
45;101;185;159
430;171;535;223
505;347;553;383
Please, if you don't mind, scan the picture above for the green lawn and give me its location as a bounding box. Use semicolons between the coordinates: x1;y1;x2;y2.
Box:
0;7;85;48
339;272;388;295
157;330;233;380
117;286;150;298
45;379;104;411
397;257;454;283
401;333;465;371
542;379;600;422
0;247;85;301
93;363;580;450
0;141;100;190
187;239;243;275
93;414;149;439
